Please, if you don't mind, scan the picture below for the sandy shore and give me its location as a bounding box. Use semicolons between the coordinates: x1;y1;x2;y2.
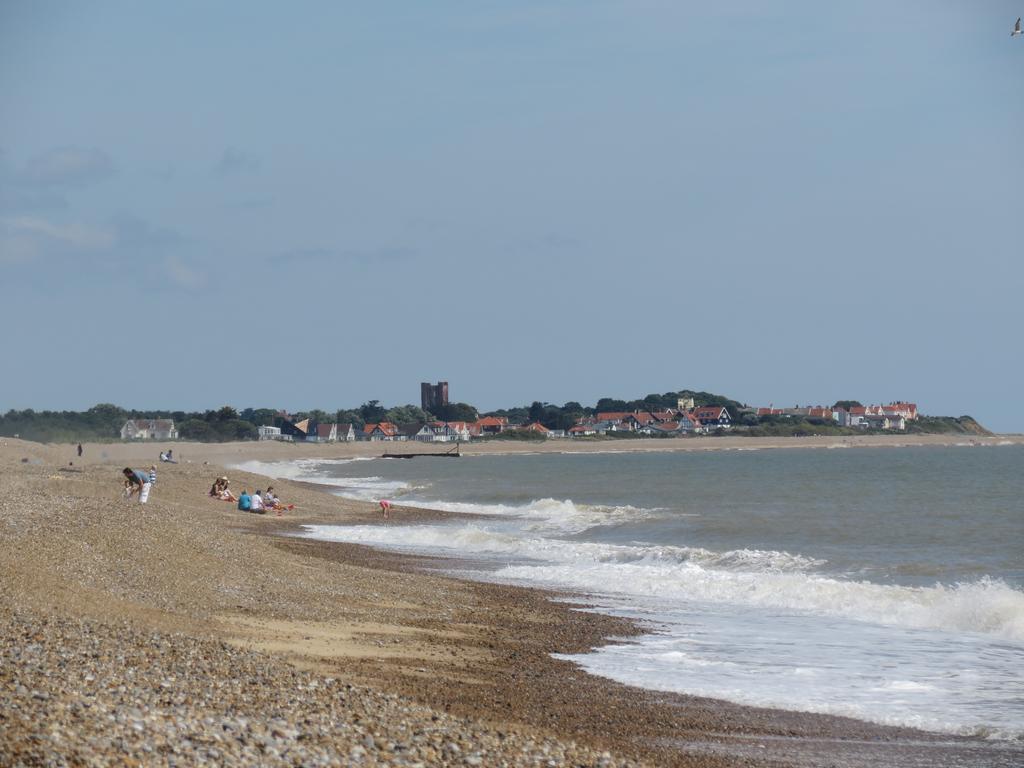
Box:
2;437;1021;767
8;431;1020;468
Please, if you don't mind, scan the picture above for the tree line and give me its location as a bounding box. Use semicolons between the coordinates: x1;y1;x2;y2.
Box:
0;389;745;443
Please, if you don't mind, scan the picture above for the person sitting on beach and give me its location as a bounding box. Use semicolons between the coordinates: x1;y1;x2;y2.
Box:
237;488;251;512
263;486;293;515
159;451;167;462
220;481;237;502
209;476;236;502
250;490;266;514
123;467;152;504
212;477;237;502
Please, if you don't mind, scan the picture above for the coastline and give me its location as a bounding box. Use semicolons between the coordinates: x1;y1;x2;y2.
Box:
10;431;1020;468
2;438;1021;767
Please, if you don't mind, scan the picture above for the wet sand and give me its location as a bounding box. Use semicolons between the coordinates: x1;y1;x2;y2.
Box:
1;438;1020;767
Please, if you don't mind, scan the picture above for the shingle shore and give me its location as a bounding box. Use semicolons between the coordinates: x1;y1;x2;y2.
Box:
2;438;1019;768
1;612;636;767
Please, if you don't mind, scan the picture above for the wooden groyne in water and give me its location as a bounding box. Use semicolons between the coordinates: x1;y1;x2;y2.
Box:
382;443;461;459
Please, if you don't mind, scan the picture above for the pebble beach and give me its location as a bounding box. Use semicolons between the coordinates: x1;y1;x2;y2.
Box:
2;437;1021;767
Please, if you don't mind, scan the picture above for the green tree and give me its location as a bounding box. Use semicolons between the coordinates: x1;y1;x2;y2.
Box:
435;402;479;422
307;409;332;424
833;400;863;410
216;406;239;421
359;400;387;422
528;401;547;423
85;403;128;434
385;404;432;426
336;409;364;429
221;419;258;440
178;419;216;441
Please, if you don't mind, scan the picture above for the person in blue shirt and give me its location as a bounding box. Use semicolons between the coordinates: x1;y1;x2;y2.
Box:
237;488;252;512
122;467;152;504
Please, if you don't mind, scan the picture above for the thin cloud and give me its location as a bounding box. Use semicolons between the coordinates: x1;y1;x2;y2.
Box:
162;255;206;290
0;212;202;289
21;147;115;187
1;215;114;250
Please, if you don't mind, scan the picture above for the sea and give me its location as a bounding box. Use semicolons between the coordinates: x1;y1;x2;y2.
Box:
234;444;1024;742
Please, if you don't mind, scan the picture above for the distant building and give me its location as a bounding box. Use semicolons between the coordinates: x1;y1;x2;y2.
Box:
595;411;630;425
258;425;283;441
624;412;657;429
309;424;339;443
121;419;178;440
520;422;550;436
676;411;702;432
278;418;309;441
677;397;695;411
692;406;732;429
363;422;400;441
882;402;919;420
865;414;907;431
420;381;449;412
475;416;509;435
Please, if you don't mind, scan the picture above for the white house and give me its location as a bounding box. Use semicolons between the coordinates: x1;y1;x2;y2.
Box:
865;414;906;431
413;422;471;442
258;425;283;441
302;424;335;442
121;419;178;440
676;412;702;433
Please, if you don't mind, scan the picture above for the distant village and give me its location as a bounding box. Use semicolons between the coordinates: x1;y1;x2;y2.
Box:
118;381;922;444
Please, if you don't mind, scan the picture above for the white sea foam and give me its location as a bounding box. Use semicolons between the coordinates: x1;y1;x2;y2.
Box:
558;610;1024;739
498;562;1024;641
392;496;662;534
229;457;374;484
229;458;412;500
299;522;1024;642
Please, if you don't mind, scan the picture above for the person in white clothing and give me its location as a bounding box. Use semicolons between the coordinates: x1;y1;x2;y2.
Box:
250;490;265;514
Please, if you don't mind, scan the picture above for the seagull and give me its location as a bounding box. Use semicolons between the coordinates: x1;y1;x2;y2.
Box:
1014;17;1023;37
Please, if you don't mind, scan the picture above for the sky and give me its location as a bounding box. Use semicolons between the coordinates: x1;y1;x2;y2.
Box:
1;1;1022;430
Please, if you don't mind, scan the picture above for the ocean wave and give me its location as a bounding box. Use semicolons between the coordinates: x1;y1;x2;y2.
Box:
229;457;374;484
391;496;663;534
300;521;1024;641
500;562;1024;642
328;477;414;501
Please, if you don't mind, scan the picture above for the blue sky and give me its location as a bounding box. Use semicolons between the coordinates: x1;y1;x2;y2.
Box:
2;2;1022;430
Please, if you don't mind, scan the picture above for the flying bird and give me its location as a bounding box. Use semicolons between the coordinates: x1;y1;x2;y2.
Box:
1014;17;1022;37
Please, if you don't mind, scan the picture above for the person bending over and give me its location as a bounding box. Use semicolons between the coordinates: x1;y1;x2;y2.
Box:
122;467;152;504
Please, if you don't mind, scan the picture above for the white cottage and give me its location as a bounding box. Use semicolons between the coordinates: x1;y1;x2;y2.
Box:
121;419;178;440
